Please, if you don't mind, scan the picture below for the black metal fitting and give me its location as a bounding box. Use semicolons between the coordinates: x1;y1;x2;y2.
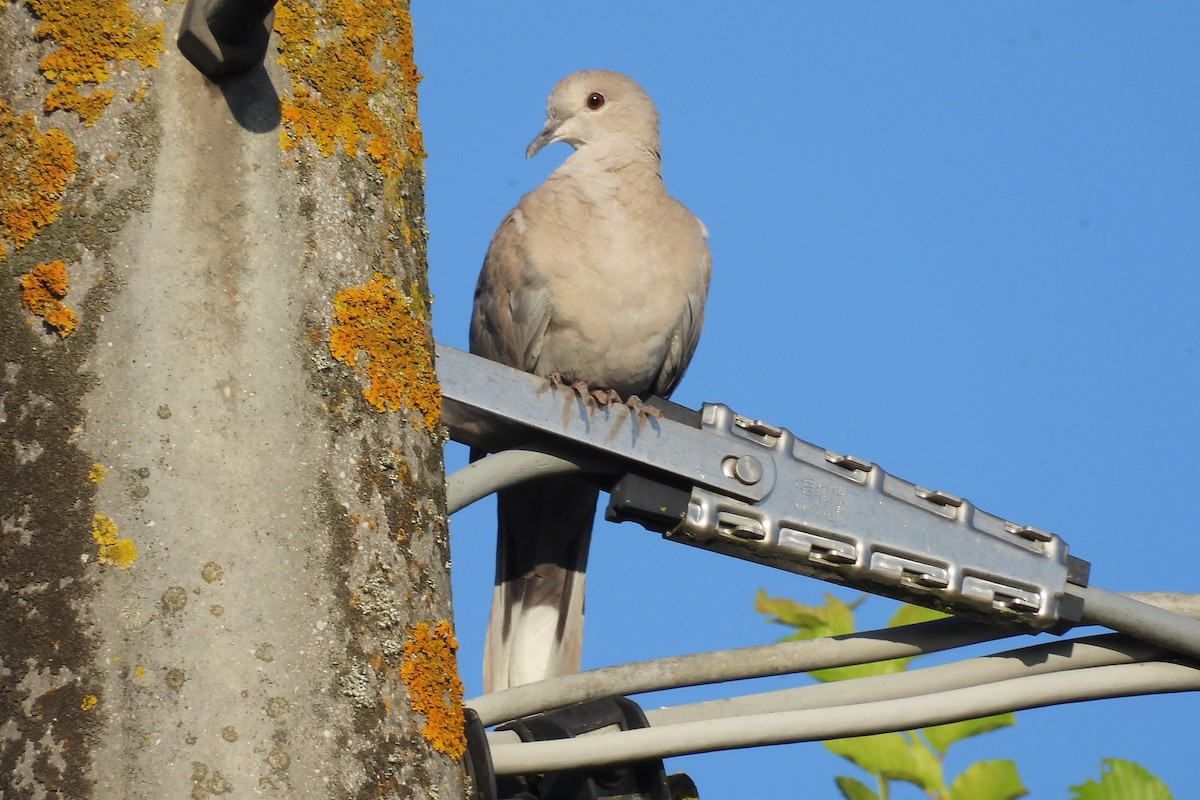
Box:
177;0;277;79
467;696;692;800
605;397;698;533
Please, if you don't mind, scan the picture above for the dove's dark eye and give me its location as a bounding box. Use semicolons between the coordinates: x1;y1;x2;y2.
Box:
586;92;605;110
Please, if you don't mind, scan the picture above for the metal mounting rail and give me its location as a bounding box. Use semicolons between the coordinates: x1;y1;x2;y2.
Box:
437;343;1089;632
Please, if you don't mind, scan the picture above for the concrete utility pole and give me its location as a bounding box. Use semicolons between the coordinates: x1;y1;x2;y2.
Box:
1;1;466;797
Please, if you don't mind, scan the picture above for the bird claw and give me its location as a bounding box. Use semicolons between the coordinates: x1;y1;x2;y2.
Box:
539;372;568;396
591;387;622;407
545;376;661;424
553;379;623;414
624;395;663;425
570;380;597;409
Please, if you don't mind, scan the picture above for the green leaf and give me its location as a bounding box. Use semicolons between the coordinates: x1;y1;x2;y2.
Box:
922;713;1016;755
813;601;947;680
948;760;1026;800
888;602;950;628
752;592;910;682
1069;759;1175;800
809;658;908;683
754;590;860;640
825;733;945;794
834;775;881;800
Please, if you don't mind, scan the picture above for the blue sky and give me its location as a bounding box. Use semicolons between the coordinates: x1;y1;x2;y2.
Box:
414;3;1200;796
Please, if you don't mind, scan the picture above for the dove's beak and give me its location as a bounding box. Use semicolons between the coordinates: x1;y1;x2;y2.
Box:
526;120;559;159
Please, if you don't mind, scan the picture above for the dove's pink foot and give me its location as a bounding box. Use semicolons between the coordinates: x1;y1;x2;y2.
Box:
624;394;663;425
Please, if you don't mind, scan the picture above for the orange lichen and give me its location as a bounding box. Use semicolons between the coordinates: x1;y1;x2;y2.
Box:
91;514;137;568
329;272;440;430
44;85;115;126
88;462;108;482
273;0;423;176
80;694;98;711
0;100;76;256
381;3;424;160
399;620;465;760
20;260;78;337
26;0;164;126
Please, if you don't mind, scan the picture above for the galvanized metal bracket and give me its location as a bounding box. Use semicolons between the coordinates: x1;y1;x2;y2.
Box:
438;343;1089;633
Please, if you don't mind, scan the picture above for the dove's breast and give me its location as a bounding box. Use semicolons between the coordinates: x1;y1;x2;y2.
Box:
519;172;709;397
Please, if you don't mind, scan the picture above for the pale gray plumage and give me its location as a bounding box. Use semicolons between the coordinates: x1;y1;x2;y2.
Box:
470;70;711;692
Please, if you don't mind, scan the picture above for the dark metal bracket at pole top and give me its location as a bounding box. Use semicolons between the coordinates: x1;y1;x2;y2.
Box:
178;0;277;79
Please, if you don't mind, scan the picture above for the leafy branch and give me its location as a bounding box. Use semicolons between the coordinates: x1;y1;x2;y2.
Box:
755;591;1174;800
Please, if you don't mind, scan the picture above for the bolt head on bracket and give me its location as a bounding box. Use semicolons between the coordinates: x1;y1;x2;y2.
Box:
177;0;274;79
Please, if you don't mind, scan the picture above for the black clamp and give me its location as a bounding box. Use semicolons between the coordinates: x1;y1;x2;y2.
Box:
465;696;693;800
178;0;277;79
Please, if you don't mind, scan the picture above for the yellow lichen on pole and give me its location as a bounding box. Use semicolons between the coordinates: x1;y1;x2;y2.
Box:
0;100;76;258
274;0;424;176
91;514;137;568
26;0;164;126
20;260;78;337
399;620;466;760
329;272;441;431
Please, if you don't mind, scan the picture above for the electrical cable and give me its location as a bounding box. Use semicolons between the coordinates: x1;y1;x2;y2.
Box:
484;632;1161;747
446;445;613;514
1080;586;1200;661
641;632;1167;727
1121;592;1200;621
479;593;1200;756
486;660;1200;774
467;616;1016;726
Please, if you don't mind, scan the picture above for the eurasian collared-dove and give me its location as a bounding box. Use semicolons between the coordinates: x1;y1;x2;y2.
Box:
470;70;711;692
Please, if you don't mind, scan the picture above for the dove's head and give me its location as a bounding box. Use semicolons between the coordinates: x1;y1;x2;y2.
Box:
526;70;660;159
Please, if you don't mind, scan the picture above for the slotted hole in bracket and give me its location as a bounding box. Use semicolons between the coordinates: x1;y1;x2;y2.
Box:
824;450;872;473
779;527;858;567
915;487;963;508
732;414;783;446
1005;522;1053;543
962;576;1042;615
717;511;765;541
871;552;950;589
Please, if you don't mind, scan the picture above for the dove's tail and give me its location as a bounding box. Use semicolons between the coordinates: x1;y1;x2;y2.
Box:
483;474;597;693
